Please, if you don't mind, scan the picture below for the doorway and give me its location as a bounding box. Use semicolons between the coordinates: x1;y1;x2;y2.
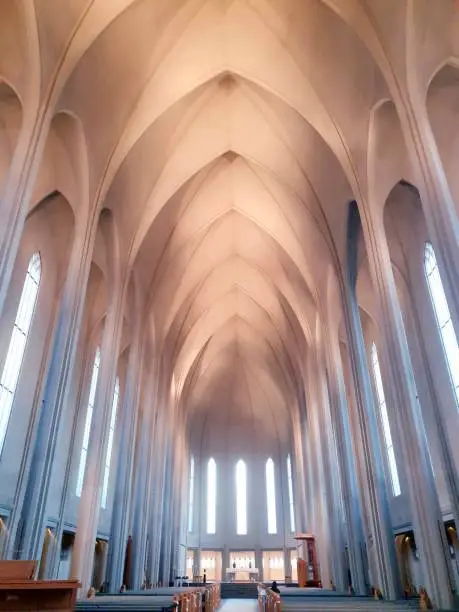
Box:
200;550;222;582
262;550;284;582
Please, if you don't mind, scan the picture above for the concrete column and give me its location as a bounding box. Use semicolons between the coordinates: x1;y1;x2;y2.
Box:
343;288;400;599
130;397;155;589
255;548;263;581
148;412;168;585
319;366;347;591
222;547;229;581
323;329;367;595
171;441;187;580
291;408;308;533
149;408;170;585
402;285;459;571
194;549;201;580
105;331;142;592
2;228;91;561
302;417;315;534
365;214;453;609
160;445;174;585
308;348;344;590
339;345;373;588
70;288;125;594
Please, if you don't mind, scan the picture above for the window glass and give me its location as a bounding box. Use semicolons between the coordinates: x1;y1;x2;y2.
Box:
188;455;195;533
0;253;41;454
101;376;119;508
425;242;459;406
371;344;401;496
236;459;247;535
76;348;100;497
266;458;277;534
207;458;216;534
286;454;295;532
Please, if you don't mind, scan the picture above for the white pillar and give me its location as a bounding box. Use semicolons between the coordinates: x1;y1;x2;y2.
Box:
71;288;125;594
342;286;400;599
364;211;453;609
5;226;91;563
106;329;142;592
323;323;367;594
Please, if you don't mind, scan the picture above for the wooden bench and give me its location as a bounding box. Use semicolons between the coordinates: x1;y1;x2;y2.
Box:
0;560;80;612
95;584;221;612
76;596;177;611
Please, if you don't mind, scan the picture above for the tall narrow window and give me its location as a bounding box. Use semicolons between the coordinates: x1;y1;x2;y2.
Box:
266;458;277;534
424;242;459;406
76;348;101;497
236;459;247;535
0;253;41;454
207;458;216;534
101;376;119;508
371;344;401;496
286;454;295;533
188;455;195;533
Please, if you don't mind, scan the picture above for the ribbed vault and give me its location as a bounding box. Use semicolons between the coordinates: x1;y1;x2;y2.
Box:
26;0;399;449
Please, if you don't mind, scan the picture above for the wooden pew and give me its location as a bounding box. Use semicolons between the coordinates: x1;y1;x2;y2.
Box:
0;560;80;612
97;584;220;612
265;588;281;612
76;596;178;611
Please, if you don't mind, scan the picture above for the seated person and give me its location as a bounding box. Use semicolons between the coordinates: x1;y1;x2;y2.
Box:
271;581;280;594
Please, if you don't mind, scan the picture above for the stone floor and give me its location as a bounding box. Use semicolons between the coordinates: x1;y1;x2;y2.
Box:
219;599;258;611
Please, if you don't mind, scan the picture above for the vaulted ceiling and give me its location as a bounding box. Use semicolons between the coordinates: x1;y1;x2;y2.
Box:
3;0;458;450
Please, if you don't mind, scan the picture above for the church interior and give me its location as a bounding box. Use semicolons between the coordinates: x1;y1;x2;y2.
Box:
1;1;459;610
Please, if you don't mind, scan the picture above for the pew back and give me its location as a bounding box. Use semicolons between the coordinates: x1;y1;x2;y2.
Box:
0;561;36;581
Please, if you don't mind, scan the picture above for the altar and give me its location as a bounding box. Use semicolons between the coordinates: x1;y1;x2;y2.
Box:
225;568;259;582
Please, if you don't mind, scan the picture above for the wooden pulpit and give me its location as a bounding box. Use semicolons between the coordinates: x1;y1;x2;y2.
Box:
294;534;320;587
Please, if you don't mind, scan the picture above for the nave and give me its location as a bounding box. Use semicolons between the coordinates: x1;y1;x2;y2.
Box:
1;1;459;610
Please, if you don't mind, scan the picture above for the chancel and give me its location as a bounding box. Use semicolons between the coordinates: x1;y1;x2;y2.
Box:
1;2;459;611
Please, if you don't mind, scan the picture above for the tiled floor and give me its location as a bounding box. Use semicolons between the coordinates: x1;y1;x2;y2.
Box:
219;599;258;611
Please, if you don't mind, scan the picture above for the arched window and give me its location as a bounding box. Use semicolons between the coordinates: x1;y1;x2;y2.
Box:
0;252;41;454
424;242;459;406
188;455;195;533
101;376;119;508
371;343;401;496
266;458;277;534
235;459;247;535
76;347;101;497
286;454;295;533
207;458;216;534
